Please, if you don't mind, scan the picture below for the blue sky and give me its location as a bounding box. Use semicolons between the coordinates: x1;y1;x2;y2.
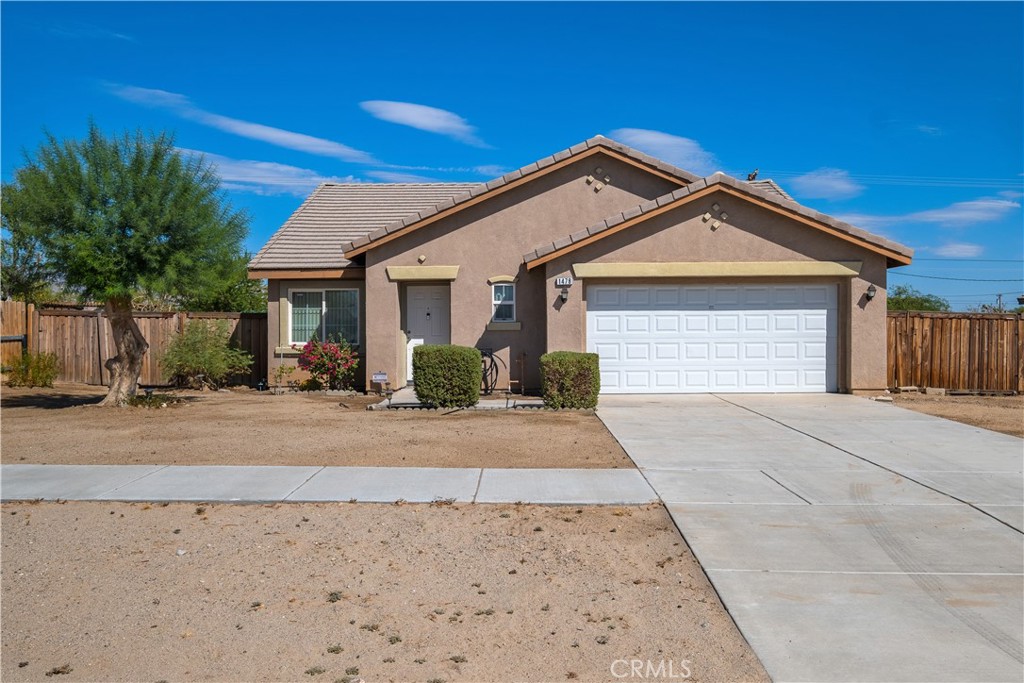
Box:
2;1;1022;309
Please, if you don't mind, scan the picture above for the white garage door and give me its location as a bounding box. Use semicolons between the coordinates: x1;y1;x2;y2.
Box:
587;284;838;393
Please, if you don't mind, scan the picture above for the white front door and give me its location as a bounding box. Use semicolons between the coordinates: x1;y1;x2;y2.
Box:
406;285;451;381
587;283;838;393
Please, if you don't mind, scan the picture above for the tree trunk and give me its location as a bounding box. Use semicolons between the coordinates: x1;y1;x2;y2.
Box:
99;297;149;406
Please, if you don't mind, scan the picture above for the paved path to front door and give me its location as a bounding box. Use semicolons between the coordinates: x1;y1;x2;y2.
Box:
598;394;1024;683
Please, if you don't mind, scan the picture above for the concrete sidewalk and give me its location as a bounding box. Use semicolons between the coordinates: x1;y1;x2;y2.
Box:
0;464;656;505
598;394;1024;683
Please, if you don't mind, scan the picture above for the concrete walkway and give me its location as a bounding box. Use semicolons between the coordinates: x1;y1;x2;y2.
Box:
0;464;656;505
598;394;1024;683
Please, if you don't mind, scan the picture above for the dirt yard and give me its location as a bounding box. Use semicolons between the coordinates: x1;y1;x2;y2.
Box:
891;392;1023;438
1;501;768;683
0;384;632;468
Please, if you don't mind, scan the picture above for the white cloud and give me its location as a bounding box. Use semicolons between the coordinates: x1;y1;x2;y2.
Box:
932;243;985;258
916;124;943;136
998;190;1023;200
109;84;377;164
365;170;440;183
606;128;717;175
473;164;508;178
51;24;135;42
789;168;866;200
906;198;1020;226
360;100;490;148
177;148;357;196
837;197;1021;229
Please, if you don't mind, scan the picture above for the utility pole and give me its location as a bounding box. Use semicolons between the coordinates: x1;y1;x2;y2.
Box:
996;293;1003;311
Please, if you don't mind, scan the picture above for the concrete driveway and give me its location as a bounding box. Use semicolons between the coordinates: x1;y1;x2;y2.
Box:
598;394;1023;683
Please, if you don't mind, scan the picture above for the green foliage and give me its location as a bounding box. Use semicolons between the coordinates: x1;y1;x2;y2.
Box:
886;285;950;312
1;184;55;303
412;345;482;408
539;351;601;409
2;122;248;305
161;320;253;389
5;351;61;388
296;336;359;390
178;254;267;312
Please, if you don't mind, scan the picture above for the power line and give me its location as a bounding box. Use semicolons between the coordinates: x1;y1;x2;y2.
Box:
761;170;1022;190
890;272;1024;282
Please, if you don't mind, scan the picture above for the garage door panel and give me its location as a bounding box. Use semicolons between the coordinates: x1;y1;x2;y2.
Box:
714;315;740;333
684;342;710;360
588;284;838;394
654;315;679;333
744;369;770;389
654;343;680;360
594;315;620;333
744;342;770;360
625;343;650;361
624;316;649;333
655;370;680;388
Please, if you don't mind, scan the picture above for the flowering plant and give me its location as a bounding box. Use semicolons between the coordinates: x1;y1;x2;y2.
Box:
294;336;359;390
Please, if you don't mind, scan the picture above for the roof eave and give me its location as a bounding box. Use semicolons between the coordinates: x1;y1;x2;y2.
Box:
342;137;699;259
524;174;913;270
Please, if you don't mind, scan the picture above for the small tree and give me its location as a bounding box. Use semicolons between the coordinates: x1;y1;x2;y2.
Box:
886;285;951;312
2;123;248;405
162;320;253;389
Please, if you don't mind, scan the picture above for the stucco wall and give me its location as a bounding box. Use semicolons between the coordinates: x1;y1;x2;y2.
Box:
363;152;679;391
266;277;367;387
541;189;891;392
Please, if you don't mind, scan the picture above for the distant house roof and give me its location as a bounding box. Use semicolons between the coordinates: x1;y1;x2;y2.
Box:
339;136;701;257
522;172;913;268
248;183;481;270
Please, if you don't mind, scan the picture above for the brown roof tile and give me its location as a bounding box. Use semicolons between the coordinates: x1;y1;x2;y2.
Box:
247;183;480;270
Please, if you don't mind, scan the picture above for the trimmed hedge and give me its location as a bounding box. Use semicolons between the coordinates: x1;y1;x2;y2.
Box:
540;351;600;409
412;344;482;408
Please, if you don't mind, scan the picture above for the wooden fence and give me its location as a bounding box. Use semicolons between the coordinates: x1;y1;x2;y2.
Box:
1;300;35;369
887;311;1023;393
0;300;267;387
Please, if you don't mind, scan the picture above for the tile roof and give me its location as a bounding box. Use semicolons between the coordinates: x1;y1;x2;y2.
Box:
248;182;481;270
340;135;701;255
749;179;794;202
523;172;913;266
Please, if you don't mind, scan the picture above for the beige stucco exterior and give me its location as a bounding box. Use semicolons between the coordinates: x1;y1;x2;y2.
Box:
263;150;902;394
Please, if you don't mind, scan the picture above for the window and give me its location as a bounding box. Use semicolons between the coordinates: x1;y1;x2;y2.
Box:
492;283;515;322
290;289;359;346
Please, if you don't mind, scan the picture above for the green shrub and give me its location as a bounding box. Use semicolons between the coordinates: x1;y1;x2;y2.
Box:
413;345;482;408
4;351;60;388
539;351;600;409
162;320;253;389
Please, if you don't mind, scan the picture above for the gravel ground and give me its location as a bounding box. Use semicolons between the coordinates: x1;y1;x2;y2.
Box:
1;501;768;683
0;384;632;469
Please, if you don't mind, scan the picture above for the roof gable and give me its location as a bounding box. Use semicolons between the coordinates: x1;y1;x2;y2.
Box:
339;136;699;258
523;172;913;269
248;182;480;271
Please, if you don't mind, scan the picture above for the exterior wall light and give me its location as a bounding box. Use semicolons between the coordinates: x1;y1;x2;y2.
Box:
866;284;877;301
560;287;569;302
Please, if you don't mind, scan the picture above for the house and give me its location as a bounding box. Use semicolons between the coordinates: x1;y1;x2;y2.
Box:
248;136;912;394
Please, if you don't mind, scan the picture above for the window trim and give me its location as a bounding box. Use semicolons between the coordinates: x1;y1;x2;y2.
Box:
491;283;516;323
288;288;360;347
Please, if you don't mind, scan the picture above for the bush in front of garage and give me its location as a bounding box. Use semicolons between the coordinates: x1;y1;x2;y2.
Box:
413;344;482;408
540;351;600;409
